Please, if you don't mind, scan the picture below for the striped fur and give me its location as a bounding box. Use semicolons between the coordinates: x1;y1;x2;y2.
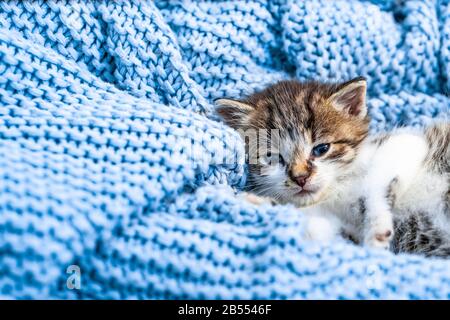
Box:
216;78;369;207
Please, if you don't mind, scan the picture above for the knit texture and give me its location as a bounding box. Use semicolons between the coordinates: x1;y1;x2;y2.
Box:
0;0;449;299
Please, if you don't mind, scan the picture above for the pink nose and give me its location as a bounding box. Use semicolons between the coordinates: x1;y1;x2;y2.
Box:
293;173;310;188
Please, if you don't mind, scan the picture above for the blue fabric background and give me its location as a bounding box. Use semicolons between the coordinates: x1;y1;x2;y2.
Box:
0;0;449;299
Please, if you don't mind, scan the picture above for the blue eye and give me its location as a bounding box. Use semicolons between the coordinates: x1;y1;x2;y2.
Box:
312;143;330;157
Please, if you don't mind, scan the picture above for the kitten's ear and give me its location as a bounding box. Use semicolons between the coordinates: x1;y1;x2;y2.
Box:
214;98;254;128
328;77;367;119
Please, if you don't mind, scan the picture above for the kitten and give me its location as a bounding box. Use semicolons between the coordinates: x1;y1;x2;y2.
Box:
215;78;450;258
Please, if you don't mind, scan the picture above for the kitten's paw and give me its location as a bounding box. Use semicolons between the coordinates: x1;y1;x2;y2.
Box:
363;221;394;250
303;215;340;242
239;192;275;206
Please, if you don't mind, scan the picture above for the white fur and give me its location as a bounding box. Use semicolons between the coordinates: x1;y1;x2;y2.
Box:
361;131;428;247
309;127;448;249
243;125;448;250
302;210;342;242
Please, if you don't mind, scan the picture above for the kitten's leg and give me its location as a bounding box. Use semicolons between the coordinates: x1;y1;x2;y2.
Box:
363;132;428;249
301;207;345;242
362;179;397;249
303;214;343;242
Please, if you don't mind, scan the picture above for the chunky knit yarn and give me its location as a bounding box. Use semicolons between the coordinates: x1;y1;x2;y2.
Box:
0;0;449;299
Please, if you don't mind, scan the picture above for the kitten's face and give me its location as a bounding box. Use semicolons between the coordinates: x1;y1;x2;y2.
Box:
216;78;369;207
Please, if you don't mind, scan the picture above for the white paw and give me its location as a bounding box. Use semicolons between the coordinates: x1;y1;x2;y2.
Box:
303;215;340;242
364;219;394;250
239;192;275;206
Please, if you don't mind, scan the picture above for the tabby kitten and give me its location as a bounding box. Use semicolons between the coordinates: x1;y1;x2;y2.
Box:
215;78;450;257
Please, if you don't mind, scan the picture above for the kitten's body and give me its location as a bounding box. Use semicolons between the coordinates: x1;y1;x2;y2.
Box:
216;79;450;258
306;124;450;257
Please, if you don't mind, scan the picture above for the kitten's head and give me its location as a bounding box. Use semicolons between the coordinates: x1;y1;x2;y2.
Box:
215;77;369;207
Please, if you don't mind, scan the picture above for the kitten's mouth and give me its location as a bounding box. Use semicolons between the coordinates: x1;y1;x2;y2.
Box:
295;185;320;196
297;189;314;195
289;184;325;207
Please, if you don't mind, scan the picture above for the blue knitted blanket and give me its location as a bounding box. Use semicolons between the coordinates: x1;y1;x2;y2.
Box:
1;0;450;299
